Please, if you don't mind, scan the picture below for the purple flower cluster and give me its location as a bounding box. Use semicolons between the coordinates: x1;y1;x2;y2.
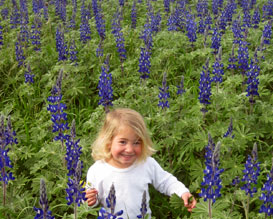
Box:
227;43;238;70
92;0;106;41
137;191;147;219
111;11;126;63
0;116;17;185
69;0;77;28
186;14;197;45
98;56;113;111
138;17;153;80
131;1;137;29
98;184;123;219
237;40;249;76
158;72;170;109
198;17;206;34
211;27;221;55
69;40;78;65
19;23;30;46
1;8;9;20
10;0;20;29
198;58;212;113
56;0;67;23
196;0;208;17
252;7;260;28
259;159;273;216
15;34;26;67
167;2;187;32
205;13;213;30
66;159;86;206
56;25;68;61
163;0;170;14
243;8;252;28
80;0;91;44
65;120;82;177
138;46;151;80
34;179;55;219
223;118;235;138
0;24;3;47
232;15;244;44
140;19;153;52
200;135;224;203
246;59;260;103
177;75;186;95
167;12;178;31
212;47;224;83
218;10;228;32
47;70;70;142
240;143;260;197
262;20;272;45
30;15;42;51
151;11;161;34
20;0;29;26
262;1;273;20
225;0;237;23
24;64;35;84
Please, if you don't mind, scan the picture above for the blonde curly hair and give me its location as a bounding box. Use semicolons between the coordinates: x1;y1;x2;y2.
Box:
91;108;156;162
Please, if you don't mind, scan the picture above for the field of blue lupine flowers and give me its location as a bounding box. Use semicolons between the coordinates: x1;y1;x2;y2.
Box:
0;0;273;218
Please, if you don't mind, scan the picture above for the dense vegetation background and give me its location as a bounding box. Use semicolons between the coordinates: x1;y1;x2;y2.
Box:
0;0;272;218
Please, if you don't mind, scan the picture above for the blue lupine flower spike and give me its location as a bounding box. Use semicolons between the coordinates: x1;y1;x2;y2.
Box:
24;63;35;84
158;72;170;109
240;143;260;197
0;115;17;187
212;46;224;88
137;191;147;218
98;55;113;112
66;160;87;207
200;136;224;204
47;69;70;144
107;183;117;214
246;55;260;105
223;117;235;138
177;75;186;95
259;157;273;216
98;183;123;218
198;58;212;114
33;178;55;219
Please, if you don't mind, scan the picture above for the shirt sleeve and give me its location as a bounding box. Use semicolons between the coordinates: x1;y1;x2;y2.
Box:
149;157;189;197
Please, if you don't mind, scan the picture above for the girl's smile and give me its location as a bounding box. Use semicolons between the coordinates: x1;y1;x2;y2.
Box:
107;126;142;168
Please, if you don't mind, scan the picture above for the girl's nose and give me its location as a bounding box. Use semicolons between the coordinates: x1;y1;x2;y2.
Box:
125;144;134;152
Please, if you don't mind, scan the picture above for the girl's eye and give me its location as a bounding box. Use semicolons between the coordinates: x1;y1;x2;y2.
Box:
134;141;141;145
119;141;126;145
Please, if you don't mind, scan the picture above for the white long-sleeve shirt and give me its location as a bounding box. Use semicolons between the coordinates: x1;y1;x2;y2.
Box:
86;157;189;219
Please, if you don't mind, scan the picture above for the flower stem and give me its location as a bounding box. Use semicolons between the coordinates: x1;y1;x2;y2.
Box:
208;199;212;219
74;202;77;219
244;194;250;219
2;181;6;207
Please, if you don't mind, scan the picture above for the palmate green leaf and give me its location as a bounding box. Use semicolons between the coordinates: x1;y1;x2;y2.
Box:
64;202;100;218
189;158;204;183
170;193;184;210
191;198;236;219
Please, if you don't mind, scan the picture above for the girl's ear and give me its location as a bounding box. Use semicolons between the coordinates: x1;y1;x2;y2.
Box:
106;141;112;150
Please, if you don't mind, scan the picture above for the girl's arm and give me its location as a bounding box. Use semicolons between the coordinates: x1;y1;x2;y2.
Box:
150;157;196;210
150;157;189;196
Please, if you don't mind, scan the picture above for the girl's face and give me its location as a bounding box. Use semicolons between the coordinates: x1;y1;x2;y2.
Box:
107;125;142;168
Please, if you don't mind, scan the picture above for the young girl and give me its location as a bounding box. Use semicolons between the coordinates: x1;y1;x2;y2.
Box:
85;108;196;218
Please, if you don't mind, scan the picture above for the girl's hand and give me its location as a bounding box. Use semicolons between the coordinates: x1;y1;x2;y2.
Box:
181;192;197;212
85;188;98;206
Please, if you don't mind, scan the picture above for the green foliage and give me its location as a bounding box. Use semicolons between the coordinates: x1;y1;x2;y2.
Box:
0;0;273;218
